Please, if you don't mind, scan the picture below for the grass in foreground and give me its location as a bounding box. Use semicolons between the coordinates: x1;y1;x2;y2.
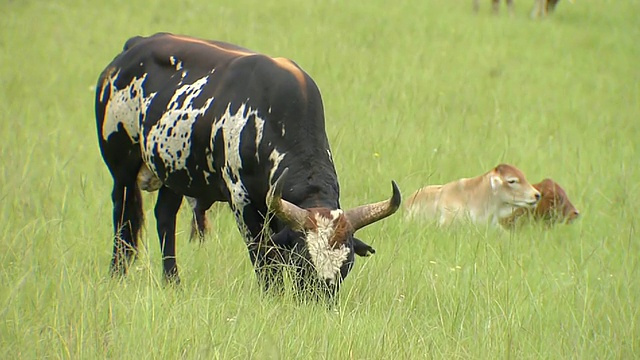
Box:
1;0;639;358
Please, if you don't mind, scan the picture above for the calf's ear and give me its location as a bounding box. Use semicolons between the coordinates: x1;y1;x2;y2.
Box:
490;175;503;193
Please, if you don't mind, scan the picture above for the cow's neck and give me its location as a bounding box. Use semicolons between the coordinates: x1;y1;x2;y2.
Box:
282;165;340;210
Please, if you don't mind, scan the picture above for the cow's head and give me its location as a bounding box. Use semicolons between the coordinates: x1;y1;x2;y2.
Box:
490;164;541;208
267;169;401;298
533;178;580;224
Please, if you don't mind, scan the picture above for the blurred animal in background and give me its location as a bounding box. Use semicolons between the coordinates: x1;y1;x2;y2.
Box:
474;0;514;15
531;0;574;18
500;178;580;228
404;164;540;227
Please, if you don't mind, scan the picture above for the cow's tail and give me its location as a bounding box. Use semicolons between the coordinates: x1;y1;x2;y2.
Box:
129;182;145;248
119;180;145;250
187;197;209;242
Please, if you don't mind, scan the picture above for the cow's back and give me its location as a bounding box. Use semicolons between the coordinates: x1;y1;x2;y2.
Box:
97;33;336;209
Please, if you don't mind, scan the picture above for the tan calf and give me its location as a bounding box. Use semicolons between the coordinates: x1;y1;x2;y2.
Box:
500;178;579;227
405;164;540;227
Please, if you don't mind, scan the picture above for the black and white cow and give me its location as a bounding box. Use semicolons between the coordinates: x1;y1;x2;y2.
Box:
95;33;401;299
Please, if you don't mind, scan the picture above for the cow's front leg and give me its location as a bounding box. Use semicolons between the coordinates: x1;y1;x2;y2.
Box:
233;204;286;294
155;186;183;283
247;239;287;295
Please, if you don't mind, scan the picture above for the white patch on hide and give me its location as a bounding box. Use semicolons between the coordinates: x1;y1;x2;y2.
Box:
254;116;265;162
142;75;213;176
305;210;350;285
329;209;342;220
211;102;267;243
101;72;156;142
268;149;285;186
169;56;183;71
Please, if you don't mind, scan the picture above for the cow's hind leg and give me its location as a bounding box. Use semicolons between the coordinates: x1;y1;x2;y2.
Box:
155;186;184;283
187;197;214;242
110;179;144;277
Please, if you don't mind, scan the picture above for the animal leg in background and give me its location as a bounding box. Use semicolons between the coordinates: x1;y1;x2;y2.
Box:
188;197;214;242
491;0;514;14
532;0;563;18
546;0;560;12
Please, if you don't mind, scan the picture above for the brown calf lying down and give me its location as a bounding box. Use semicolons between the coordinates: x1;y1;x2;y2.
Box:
500;178;579;227
473;0;514;14
531;0;574;18
405;164;540;227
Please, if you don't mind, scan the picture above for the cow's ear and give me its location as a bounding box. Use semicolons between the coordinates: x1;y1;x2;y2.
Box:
352;237;376;257
490;175;503;192
271;228;293;247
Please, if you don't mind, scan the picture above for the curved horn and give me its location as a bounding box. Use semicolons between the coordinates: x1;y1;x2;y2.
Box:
345;181;402;231
267;168;308;231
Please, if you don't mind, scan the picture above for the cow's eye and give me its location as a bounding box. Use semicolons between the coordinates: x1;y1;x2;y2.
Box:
507;179;518;184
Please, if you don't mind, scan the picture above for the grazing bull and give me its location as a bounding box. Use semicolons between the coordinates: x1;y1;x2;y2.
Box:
473;0;514;15
404;164;540;227
95;33;401;299
500;178;580;227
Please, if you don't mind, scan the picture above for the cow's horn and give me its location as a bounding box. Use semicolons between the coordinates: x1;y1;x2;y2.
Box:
345;181;402;231
268;168;308;231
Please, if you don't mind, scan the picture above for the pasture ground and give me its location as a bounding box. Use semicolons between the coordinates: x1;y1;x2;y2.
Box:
1;0;638;358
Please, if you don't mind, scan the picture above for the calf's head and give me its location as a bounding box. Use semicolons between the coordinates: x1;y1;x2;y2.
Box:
268;170;401;297
490;164;541;208
533;178;580;224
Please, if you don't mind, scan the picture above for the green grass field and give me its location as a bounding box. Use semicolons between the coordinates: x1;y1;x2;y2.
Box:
1;0;639;358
